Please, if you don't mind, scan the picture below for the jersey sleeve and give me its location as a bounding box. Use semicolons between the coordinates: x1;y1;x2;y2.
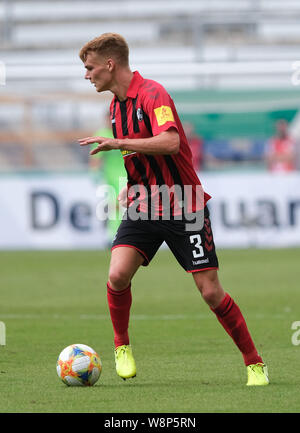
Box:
141;82;179;136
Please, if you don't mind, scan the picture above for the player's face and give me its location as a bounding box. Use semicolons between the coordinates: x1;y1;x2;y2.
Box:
84;52;112;93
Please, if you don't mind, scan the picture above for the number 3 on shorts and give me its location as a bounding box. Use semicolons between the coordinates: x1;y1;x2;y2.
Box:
189;234;204;258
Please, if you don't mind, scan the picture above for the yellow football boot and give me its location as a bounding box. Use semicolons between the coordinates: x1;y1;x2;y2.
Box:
246;363;269;386
115;345;136;380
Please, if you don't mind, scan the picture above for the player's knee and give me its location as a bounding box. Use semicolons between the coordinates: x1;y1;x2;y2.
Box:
108;268;131;291
201;285;220;306
194;271;224;307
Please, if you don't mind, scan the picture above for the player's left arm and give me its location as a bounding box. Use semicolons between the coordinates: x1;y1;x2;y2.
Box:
78;128;179;155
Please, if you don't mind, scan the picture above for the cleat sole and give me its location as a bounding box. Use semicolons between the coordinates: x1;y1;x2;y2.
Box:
122;374;136;381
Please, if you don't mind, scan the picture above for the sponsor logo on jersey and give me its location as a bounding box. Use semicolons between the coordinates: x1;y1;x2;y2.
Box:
121;149;136;157
154;105;174;126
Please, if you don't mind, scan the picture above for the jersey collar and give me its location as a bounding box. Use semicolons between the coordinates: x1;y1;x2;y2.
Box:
126;71;144;99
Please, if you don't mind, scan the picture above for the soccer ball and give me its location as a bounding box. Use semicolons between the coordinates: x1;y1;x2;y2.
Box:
56;343;102;386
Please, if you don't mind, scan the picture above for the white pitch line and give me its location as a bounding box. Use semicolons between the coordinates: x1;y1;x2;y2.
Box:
0;312;289;321
0;313;208;321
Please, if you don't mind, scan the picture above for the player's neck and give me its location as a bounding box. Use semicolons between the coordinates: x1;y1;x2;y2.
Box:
110;67;134;101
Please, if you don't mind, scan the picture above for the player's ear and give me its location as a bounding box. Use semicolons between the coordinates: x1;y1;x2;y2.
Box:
107;58;115;72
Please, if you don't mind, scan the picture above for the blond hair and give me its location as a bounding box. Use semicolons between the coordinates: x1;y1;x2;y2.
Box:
79;33;129;66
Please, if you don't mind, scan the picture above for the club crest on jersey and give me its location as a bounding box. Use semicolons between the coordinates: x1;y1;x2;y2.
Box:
136;108;143;121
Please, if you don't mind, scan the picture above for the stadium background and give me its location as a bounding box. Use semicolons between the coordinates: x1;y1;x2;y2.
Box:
1;0;300;250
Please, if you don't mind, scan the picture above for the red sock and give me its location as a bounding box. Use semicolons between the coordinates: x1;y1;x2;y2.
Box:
107;282;132;348
211;293;263;366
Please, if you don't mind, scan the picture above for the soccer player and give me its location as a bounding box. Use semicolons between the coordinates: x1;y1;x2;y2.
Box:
78;33;269;386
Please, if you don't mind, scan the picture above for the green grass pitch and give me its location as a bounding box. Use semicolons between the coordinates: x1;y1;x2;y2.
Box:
0;248;300;413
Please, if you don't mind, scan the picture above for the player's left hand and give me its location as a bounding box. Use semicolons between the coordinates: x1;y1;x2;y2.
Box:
78;136;120;154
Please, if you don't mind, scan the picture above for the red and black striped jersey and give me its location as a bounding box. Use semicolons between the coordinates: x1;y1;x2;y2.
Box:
109;71;211;217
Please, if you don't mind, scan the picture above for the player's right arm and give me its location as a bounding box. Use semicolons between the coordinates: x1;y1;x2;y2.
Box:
78;128;180;156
